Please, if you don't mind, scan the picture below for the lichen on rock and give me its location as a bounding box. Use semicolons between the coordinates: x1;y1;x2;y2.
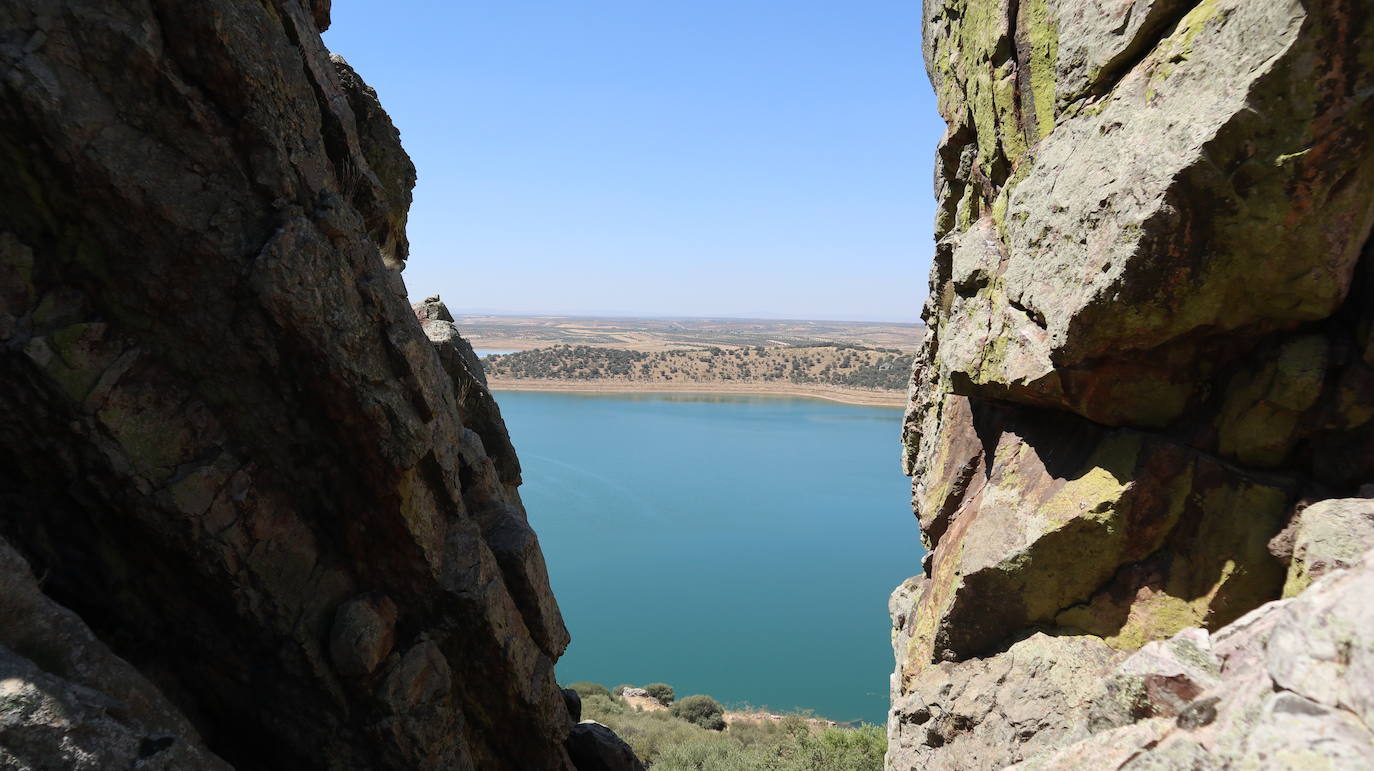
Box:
893;0;1374;767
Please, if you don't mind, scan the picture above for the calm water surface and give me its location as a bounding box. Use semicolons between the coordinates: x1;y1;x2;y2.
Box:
496;391;922;725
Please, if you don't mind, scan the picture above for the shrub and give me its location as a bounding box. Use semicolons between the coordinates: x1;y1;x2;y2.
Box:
670;694;725;731
566;681;612;700
643;682;676;705
794;723;887;770
653;722;886;771
583;701;709;764
580;692;626;719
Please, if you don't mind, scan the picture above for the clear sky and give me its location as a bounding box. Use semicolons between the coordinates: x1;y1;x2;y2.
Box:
324;2;942;322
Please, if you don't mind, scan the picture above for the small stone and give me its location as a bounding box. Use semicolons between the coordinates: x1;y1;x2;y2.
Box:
1175;696;1221;730
328;593;398;677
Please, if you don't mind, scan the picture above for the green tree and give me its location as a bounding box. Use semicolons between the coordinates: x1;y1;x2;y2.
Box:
670;694;725;731
643;682;676;705
566;681;612;700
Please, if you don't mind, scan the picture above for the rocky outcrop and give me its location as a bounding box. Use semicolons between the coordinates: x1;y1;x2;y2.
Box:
566;722;647;771
893;0;1374;767
1015;549;1374;769
1274;497;1374;598
0;1;585;769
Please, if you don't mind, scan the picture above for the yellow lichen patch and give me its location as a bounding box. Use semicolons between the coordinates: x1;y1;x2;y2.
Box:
1145;0;1227;102
1022;0;1059;139
1099;571;1229;651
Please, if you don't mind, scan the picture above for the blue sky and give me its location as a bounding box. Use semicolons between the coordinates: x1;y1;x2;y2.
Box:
325;2;941;322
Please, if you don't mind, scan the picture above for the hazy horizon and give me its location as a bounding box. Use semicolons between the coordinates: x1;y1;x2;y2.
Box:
326;1;942;323
432;303;926;325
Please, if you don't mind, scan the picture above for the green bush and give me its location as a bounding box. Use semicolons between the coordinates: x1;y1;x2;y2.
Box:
670;694;725;730
579;684;885;770
580;692;626;719
653;723;886;771
566;681;612;700
582;698;708;764
643;682;676;705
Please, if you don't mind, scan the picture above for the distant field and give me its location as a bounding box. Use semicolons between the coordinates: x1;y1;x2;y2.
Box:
452;313;924;353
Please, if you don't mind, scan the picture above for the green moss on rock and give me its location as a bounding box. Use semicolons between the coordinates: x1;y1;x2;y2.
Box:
1023;0;1059;139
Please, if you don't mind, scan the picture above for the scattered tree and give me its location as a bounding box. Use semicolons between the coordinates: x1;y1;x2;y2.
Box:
670;694;725;730
644;682;676;705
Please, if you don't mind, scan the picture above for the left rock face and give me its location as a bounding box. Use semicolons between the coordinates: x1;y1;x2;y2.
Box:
0;538;233;769
0;2;574;769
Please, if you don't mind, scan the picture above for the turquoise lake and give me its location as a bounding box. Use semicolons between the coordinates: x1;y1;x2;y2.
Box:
494;390;922;725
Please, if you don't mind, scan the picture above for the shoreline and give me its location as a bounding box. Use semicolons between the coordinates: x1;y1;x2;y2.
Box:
486;378;906;408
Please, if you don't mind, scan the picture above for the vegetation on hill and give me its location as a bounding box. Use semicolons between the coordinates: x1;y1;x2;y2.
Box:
454;314;926;352
568;681;885;770
482;344;914;391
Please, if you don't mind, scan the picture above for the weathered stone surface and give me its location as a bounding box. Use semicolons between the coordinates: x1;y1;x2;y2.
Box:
887;628;1123;771
1086;627;1219;732
565;721;646;771
896;0;1374;767
901;398;1288;673
0;536;231;770
922;0;1374;433
332;53;416;270
1014;550;1374;769
0;1;582;769
413;295;523;484
1280;497;1374;597
329;593;399;678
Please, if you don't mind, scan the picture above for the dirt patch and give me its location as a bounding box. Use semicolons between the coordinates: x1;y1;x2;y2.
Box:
621;693;668;712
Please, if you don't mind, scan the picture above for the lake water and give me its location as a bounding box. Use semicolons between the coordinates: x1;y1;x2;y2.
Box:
495;390;922;724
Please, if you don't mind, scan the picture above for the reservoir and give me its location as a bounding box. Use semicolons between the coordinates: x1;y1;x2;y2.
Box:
495;390;921;724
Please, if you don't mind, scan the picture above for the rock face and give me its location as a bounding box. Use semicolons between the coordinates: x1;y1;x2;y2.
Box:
0;1;586;769
893;0;1374;768
1276;497;1374;597
1015;550;1374;769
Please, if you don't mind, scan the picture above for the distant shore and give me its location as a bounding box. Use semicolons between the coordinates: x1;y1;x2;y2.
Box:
486;378;906;408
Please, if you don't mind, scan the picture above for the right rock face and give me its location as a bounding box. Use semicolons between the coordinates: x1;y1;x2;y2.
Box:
1015;550;1374;770
893;0;1374;768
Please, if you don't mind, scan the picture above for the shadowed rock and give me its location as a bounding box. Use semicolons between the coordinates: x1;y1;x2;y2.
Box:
0;537;232;770
566;721;646;771
0;0;583;768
